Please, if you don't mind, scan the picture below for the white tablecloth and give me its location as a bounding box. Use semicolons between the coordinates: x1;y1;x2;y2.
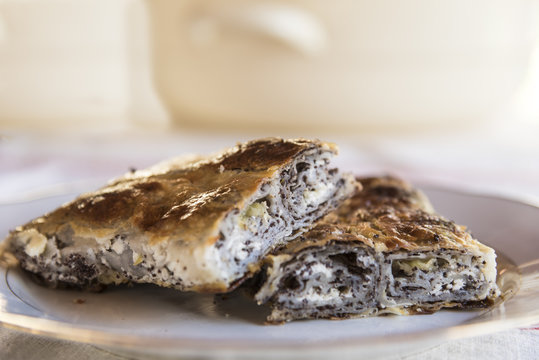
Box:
0;327;537;360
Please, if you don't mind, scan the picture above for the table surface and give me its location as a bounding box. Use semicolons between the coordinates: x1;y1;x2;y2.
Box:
0;126;538;359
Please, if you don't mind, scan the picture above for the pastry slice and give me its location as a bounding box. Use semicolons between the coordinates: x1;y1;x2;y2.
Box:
254;176;500;323
4;138;358;293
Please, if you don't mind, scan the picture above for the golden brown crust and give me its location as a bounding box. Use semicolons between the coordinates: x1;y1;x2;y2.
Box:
280;176;487;255
15;138;332;245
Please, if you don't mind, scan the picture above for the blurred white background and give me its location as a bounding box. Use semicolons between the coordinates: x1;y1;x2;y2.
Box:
0;0;538;131
0;0;538;202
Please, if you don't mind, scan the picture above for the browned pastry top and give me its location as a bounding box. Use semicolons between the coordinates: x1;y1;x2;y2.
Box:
13;138;336;245
281;176;490;254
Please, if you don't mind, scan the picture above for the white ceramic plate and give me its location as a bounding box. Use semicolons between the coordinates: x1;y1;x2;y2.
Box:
0;186;538;359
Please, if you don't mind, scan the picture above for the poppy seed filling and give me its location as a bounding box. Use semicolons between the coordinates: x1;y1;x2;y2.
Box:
255;244;498;322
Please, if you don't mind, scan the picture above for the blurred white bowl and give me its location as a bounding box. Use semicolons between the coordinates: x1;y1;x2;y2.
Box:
149;0;538;131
